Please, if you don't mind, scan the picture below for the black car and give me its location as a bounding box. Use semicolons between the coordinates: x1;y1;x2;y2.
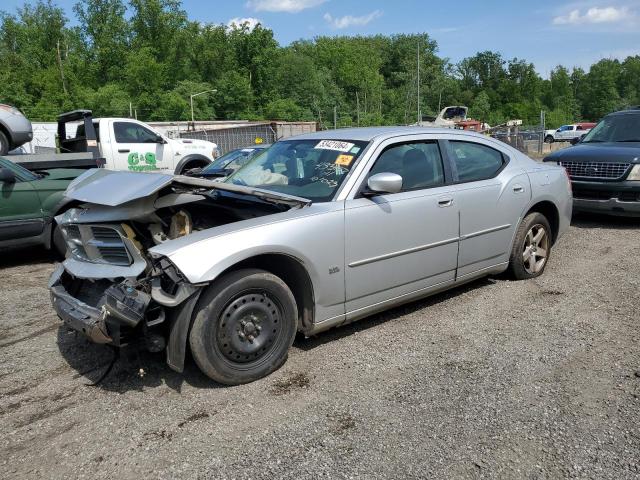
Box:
543;107;640;216
186;145;270;179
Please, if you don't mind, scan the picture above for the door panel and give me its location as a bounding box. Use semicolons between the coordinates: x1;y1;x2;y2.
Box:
0;180;44;240
344;187;459;315
446;139;531;278
110;120;173;172
454;172;530;277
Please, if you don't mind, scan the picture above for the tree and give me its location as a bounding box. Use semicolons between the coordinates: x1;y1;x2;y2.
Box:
470;91;490;123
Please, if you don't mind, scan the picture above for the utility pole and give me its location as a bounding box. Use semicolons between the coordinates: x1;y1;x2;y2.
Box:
190;89;217;124
356;92;360;127
56;40;68;95
417;42;421;124
129;102;133;118
334;106;337;129
438;90;442;113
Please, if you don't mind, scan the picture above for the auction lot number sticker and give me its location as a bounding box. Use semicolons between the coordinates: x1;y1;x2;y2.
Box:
314;140;354;152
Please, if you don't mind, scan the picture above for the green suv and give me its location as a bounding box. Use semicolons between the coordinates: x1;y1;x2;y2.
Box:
0;157;85;254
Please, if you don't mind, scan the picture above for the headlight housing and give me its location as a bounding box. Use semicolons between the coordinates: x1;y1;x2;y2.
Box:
628;165;640;181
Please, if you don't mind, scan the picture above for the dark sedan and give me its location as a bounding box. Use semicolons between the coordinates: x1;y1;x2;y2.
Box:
187;145;270;179
544;107;640;216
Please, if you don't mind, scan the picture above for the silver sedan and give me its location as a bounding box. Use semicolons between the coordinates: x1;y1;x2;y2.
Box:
50;127;572;384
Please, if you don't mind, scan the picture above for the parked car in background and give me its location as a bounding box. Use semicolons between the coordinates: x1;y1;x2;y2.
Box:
0;157;84;254
544;123;596;143
186;144;269;179
544;107;640;216
50;127;571;385
9;110;219;175
0;104;33;155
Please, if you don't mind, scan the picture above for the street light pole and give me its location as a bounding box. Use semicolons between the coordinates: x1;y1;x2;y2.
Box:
190;89;217;124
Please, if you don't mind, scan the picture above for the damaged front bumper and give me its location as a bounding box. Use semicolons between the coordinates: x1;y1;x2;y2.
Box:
49;260;203;354
49;264;114;344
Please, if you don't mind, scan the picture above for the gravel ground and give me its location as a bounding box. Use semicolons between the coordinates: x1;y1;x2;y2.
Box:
1;213;639;479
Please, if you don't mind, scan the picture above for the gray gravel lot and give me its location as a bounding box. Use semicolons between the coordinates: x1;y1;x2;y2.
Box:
1;214;639;479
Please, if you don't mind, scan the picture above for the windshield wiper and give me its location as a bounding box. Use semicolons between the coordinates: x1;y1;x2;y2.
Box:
616;139;640;142
582;140;604;143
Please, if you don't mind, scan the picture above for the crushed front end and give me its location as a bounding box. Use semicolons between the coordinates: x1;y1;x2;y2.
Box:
48;169;303;371
49;222;202;356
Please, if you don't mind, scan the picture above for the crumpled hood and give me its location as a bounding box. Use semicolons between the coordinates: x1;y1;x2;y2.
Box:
545;143;640;164
63;169;312;208
65;169;174;206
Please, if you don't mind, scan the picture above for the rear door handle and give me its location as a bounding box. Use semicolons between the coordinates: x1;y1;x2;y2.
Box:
438;197;454;207
513;184;525;193
118;149;130;153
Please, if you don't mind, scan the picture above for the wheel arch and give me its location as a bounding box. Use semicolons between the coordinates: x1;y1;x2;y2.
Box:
218;253;315;333
525;200;560;244
166;252;316;374
0;121;13;148
174;154;211;175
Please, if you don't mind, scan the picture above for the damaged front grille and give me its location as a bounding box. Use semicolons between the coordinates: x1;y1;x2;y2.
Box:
62;224;133;266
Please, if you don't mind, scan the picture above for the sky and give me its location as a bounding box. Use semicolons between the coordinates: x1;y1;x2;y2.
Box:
2;0;640;76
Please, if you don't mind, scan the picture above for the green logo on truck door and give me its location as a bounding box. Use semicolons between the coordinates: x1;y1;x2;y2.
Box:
127;152;158;171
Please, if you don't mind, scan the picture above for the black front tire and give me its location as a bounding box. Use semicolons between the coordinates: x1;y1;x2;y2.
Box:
52;223;67;258
544;135;554;144
189;268;298;385
0;131;9;155
507;212;552;280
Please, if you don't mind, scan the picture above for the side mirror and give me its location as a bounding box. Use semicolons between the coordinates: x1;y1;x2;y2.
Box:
155;134;166;144
570;134;585;146
364;172;403;196
0;167;16;183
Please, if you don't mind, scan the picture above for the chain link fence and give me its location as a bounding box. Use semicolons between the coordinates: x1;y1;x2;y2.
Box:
489;128;544;153
179;123;277;154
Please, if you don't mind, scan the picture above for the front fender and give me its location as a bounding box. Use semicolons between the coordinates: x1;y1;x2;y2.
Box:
150;204;345;314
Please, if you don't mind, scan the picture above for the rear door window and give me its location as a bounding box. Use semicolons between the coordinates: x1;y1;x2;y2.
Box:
448;141;505;183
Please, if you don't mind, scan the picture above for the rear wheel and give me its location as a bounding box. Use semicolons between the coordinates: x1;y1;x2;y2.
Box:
0;131;9;155
507;212;552;280
189;269;298;385
544;135;554;144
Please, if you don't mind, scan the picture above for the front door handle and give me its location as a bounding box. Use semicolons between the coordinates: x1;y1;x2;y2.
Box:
513;184;525;193
438;197;454;207
118;149;130;153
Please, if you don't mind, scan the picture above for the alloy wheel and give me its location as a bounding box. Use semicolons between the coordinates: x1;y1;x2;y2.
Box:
522;224;549;274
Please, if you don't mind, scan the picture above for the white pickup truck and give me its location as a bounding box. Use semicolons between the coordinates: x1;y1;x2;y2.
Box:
10;110;218;174
544;123;596;143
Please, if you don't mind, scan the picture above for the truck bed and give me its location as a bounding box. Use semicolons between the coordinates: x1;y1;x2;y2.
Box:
4;152;105;171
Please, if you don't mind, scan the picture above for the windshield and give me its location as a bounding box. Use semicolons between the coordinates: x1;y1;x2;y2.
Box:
582;114;640;143
204;148;264;173
0;158;38;181
225;139;369;202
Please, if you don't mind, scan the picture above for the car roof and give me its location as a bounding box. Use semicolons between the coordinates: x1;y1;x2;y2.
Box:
287;126;489;142
609;107;640;116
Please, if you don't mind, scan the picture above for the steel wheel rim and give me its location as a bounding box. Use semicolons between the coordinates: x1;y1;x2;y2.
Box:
216;290;283;365
522;224;549;274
